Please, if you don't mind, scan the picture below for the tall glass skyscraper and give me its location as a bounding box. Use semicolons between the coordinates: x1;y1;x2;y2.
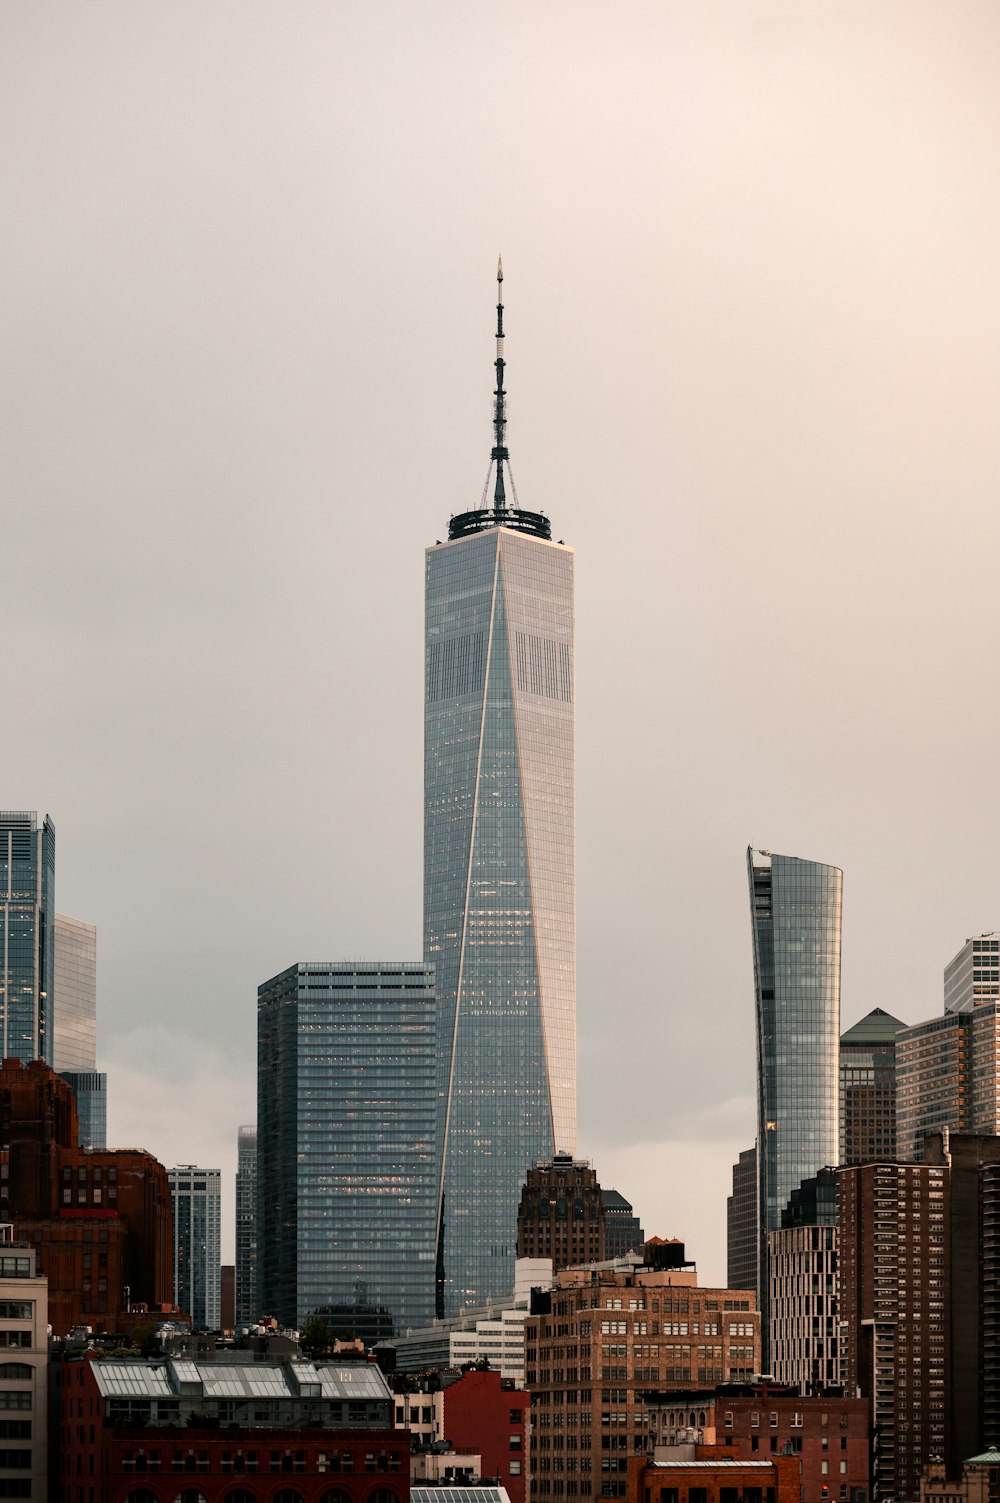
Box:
0;812;55;1065
235;1123;257;1329
257;961;437;1335
748;848;841;1359
425;264;575;1315
53;912;108;1149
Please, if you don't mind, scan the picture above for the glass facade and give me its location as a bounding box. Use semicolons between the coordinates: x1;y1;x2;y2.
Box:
168;1165;222;1331
52;912;97;1072
839;1006;905;1165
60;1070;107;1150
425;526;575;1314
257;961;437;1334
235;1123;257;1328
748;848;841;1358
0;811;55;1064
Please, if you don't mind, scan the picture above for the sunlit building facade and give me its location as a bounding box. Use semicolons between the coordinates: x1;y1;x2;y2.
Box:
257;961;437;1333
0;811;55;1064
53;911;108;1149
425;265;575;1316
748;849;842;1359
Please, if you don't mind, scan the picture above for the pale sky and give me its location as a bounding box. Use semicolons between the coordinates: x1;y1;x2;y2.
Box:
5;2;1000;1276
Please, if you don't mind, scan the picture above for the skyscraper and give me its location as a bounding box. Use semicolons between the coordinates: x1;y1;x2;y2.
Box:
168;1165;222;1331
53;912;107;1149
944;932;1000;1012
0;811;55;1064
727;1144;757;1294
425;263;575;1315
748;848;842;1359
235;1123;257;1329
839;1006;906;1166
257;961;437;1334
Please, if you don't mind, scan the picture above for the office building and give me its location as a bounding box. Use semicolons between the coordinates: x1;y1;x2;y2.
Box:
236;1121;257;1327
603;1189;645;1260
525;1253;760;1503
55;1355;405;1503
0;1244;48;1497
0;811;55;1065
53;911;108;1149
838;1159;949;1502
643;1385;870;1503
425;264;575;1315
0;1058;173;1333
748;849;842;1360
517;1153;604;1269
258;961;437;1333
169;1165;222;1330
840;1008;905;1166
727;1146;757;1294
944;933;1000;1013
768;1169;840;1390
895;1003;1000;1161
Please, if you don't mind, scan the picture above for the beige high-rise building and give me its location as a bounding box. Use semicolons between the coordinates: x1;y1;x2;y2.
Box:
525;1251;759;1503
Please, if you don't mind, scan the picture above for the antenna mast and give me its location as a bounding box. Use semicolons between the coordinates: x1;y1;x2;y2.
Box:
491;257;508;517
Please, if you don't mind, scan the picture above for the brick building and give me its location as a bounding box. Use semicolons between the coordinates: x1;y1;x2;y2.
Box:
393;1369;530;1503
525;1250;760;1502
644;1386;869;1503
54;1353;408;1503
518;1157;606;1270
627;1450;801;1503
0;1058;173;1333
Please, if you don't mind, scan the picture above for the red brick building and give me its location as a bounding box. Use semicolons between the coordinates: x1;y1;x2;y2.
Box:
644;1386;870;1503
55;1353;409;1503
439;1369;530;1503
627;1450;801;1503
0;1058;174;1333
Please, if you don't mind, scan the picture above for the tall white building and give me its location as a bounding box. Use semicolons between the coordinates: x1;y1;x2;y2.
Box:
425;264;575;1316
168;1165;221;1330
945;932;1000;1013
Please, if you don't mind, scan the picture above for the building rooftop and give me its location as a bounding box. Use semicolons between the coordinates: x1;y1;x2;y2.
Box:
91;1358;392;1403
412;1490;511;1503
840;1008;908;1045
965;1448;1000;1466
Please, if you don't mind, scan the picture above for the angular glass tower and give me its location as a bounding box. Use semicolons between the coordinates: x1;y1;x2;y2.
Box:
425;264;575;1315
748;848;841;1359
0;812;55;1065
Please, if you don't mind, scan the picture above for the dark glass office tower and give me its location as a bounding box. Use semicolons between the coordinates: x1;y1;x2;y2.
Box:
748;848;842;1360
425;265;575;1315
235;1124;257;1329
257;962;437;1333
0;812;55;1064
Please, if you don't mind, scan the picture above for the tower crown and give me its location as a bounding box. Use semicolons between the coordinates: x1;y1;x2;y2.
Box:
448;260;552;542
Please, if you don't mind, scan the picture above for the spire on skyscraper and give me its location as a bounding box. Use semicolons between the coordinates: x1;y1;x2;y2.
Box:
448;262;552;542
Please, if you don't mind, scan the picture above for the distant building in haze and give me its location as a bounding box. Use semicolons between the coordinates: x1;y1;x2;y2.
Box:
602;1189;644;1260
235;1122;257;1327
839;1006;905;1166
169;1165;222;1331
53;911;107;1148
257;961;437;1333
727;1145;757;1294
516;1154;604;1269
748;848;842;1363
0;811;55;1064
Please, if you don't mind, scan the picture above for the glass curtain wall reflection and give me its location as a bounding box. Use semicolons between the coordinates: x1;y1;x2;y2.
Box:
748;848;841;1362
256;961;437;1333
0;812;55;1064
425;528;575;1315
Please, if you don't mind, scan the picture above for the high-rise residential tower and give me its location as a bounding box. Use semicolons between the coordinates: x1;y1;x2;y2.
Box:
748;848;842;1360
53;912;108;1149
0;811;55;1064
168;1165;222;1331
944;932;1000;1012
257;961;437;1334
425;264;575;1315
235;1123;257;1328
839;1006;906;1166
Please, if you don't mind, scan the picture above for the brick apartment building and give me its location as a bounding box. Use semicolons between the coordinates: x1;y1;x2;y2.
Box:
0;1058;173;1333
525;1246;760;1502
626;1450;801;1503
393;1369;530;1503
54;1353;408;1503
644;1385;869;1503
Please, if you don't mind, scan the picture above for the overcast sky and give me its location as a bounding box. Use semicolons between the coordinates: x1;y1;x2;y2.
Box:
5;2;1000;1276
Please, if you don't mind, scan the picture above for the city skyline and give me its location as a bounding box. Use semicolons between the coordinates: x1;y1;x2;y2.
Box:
7;2;1000;1276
